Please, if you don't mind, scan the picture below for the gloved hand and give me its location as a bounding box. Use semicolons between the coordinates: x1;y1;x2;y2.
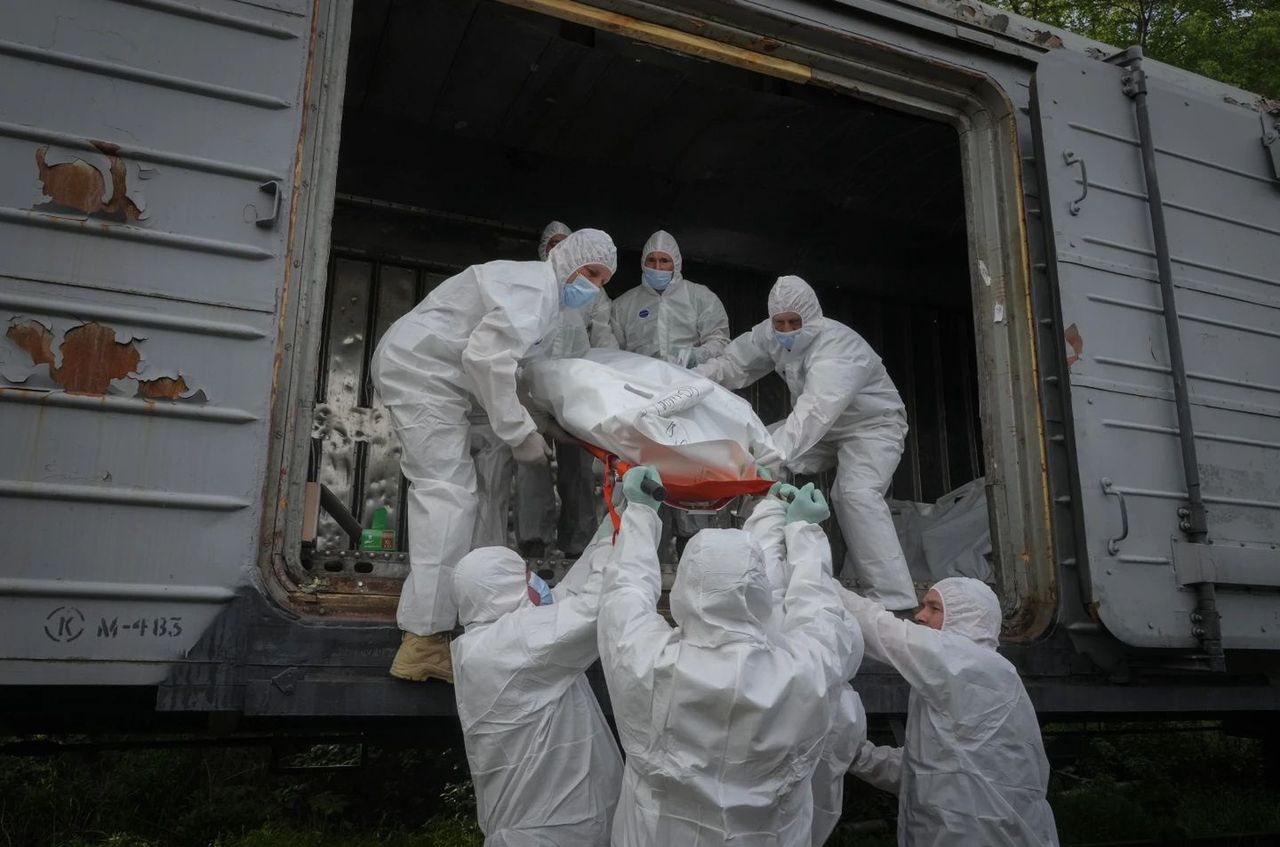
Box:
756;466;774;481
622;465;663;510
512;431;552;465
771;482;800;503
786;482;830;524
666;347;693;368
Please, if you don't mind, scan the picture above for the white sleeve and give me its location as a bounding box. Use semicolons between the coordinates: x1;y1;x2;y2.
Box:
589;294;619;349
518;545;611;672
773;351;865;465
695;324;775;389
839;586;955;711
741;497;788;604
461;267;556;447
780;522;861;692
597;504;672;749
689;288;731;364
849;741;903;795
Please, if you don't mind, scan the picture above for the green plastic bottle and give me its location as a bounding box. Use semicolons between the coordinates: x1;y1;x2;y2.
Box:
360;506;395;552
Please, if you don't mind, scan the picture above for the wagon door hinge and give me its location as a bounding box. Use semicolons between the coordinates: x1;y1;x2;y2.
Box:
1261;112;1280;182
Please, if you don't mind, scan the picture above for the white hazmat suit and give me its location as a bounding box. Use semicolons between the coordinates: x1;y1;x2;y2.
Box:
451;538;622;846
743;493;868;847
371;229;617;636
610;230;729;367
843;578;1060;847
514;222;613;556
598;502;858;847
696;275;917;610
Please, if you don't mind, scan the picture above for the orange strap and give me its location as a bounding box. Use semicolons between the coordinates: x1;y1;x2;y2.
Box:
576;439;774;539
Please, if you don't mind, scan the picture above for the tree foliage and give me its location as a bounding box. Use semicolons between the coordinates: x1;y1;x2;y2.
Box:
992;0;1280;97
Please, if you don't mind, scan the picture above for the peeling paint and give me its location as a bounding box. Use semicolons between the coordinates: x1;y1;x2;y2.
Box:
1064;323;1084;367
4;319;205;401
1030;29;1064;49
34;142;148;223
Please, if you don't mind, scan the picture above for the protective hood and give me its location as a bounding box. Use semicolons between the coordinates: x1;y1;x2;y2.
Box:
641;230;683;288
768;275;824;324
669;528;773;647
453;546;528;627
538;220;572;261
935;576;1002;649
549;227;618;285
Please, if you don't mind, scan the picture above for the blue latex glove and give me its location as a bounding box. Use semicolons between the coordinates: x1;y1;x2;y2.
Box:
786;482;830;524
622;465;663;510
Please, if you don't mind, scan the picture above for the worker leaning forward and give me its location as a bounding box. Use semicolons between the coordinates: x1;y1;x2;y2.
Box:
370;229;618;682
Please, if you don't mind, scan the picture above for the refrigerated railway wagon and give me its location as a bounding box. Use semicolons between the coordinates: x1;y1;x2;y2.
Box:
1;0;1278;730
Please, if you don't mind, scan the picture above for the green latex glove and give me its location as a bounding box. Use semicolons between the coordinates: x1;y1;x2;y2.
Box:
756;466;774;482
786;482;830;524
622;465;663;510
770;482;800;503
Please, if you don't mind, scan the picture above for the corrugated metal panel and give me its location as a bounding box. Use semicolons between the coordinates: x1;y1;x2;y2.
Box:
1033;51;1280;651
0;0;315;678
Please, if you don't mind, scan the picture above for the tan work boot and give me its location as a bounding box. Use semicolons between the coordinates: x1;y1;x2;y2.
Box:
389;631;454;683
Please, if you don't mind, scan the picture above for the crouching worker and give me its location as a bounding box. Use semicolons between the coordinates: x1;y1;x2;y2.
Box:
598;466;857;847
842;578;1060;846
371;229;617;683
451;523;623;846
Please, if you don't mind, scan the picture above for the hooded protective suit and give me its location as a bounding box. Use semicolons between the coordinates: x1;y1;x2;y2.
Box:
610;230;730;367
514;223;613;556
742;496;868;846
598;503;857;847
695;275;916;610
371;229;618;635
842;578;1060;847
451;536;623;846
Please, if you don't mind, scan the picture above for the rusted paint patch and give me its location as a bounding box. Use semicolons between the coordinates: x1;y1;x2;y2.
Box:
1064;323;1084;367
136;375;190;400
8;321;140;394
5;320;205;401
35;143;145;223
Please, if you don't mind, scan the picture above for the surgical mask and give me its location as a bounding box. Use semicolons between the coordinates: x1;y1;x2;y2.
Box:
561;274;598;309
643;267;674;291
526;571;555;606
774;329;801;350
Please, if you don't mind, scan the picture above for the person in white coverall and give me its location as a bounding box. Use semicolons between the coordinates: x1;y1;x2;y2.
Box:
695;274;918;611
598;466;858;847
514;221;617;559
450;521;622;846
843;577;1060;846
741;478;868;846
611;230;731;552
371;229;618;683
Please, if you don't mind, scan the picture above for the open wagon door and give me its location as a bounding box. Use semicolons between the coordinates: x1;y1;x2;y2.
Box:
1032;50;1280;665
0;0;320;682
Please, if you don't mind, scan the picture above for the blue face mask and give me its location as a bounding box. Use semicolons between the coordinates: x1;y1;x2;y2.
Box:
526;570;555;606
561;274;598;309
775;329;801;350
643;267;674;291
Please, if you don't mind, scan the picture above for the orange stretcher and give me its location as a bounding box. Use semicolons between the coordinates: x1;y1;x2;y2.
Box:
576;439;775;538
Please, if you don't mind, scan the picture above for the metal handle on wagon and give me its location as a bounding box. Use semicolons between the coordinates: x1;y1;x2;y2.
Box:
1063;150;1088;216
256;180;283;229
1100;477;1128;555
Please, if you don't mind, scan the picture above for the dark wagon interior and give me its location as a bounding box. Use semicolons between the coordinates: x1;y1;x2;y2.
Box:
304;0;983;590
